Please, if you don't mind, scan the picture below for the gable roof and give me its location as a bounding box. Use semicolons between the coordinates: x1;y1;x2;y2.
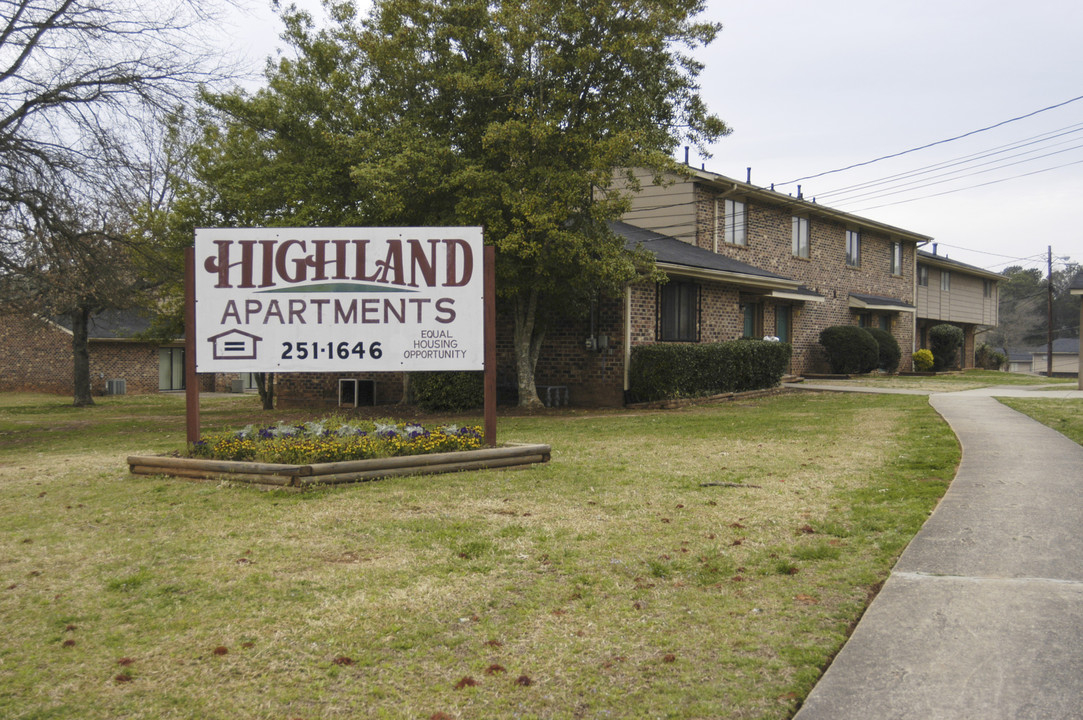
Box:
611;221;801;292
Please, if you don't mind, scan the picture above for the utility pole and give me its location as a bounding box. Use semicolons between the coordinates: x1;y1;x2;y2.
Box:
1047;245;1054;378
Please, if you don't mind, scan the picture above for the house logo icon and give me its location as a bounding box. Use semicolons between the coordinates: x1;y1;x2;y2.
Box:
208;329;262;361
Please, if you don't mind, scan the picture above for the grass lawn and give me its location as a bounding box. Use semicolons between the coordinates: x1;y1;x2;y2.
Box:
0;391;958;720
802;369;1075;392
997;398;1083;447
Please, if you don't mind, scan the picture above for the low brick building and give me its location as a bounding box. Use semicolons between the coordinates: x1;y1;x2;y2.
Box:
0;309;245;397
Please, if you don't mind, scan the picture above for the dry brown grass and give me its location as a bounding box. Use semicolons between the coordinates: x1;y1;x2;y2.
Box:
0;391;958;719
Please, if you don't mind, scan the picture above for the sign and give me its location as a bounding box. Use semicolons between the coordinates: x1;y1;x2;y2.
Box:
194;227;484;372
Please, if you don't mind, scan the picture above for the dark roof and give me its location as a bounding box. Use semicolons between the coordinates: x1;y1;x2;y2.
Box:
51;309;155;340
785;285;826;300
917;250;1001;280
1005;348;1035;364
611;221;792;282
1048;338;1080;354
1070;272;1083;293
849;292;916;310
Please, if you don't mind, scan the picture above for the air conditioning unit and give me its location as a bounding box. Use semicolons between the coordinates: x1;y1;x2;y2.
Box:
106;378;127;395
231;379;244;393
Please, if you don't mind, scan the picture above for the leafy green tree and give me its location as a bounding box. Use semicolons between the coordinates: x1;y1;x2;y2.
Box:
991;262;1081;350
189;0;728;406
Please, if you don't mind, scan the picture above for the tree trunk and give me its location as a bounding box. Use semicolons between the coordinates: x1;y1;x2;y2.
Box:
512;289;546;408
254;372;275;410
71;306;95;407
399;373;415;405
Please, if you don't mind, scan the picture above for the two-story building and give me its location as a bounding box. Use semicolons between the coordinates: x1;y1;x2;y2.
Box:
616;168;927;372
915;247;1000;368
518;167;933;405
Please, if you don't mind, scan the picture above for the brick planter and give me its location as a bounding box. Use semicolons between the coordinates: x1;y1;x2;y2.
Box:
128;443;551;490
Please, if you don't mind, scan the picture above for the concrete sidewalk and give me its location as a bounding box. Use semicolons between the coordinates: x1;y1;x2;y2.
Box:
787;381;1083;399
793;392;1083;720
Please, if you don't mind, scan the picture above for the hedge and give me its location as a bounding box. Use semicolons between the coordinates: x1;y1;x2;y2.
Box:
628;339;792;402
818;325;879;374
410;371;484;411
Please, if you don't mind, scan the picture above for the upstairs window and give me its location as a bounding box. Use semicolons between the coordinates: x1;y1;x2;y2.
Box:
724;199;747;246
845;230;860;266
941;270;951;292
918;264;929;286
890;242;903;275
983;279;994;297
792;217;809;258
658;281;699;342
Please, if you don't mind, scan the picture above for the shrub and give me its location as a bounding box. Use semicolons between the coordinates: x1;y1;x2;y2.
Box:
928;324;964;370
975;343;1006;370
410;371;484;411
912;348;934;372
628;340;792;402
865;328;901;373
818;325;879;374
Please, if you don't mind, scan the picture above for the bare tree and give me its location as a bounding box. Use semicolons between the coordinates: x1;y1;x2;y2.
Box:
0;0;232;405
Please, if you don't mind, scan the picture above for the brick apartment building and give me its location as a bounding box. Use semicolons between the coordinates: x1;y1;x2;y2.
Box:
0;166;1000;406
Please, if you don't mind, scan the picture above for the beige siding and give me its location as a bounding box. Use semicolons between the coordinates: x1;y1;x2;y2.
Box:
616;169;698;246
917;264;998;326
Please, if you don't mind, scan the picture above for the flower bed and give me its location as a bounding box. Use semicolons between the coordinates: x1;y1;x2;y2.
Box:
188;419;484;464
128;418;550;489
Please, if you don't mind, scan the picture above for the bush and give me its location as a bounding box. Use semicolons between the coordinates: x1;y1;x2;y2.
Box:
928;324;964;370
975;343;1006;370
865;328;901;373
628;339;792;402
410;371;484;411
912;348;934;372
818;325;879;374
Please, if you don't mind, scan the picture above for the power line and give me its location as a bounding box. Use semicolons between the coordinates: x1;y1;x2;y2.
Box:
814;122;1083;199
847;157;1083;213
774;94;1083;187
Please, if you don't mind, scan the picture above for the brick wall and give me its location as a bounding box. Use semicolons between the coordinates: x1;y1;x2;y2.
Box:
0;313;174;395
695;186;917;372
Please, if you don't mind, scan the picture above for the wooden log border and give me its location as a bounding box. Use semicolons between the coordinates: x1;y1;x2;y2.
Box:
128;443;552;490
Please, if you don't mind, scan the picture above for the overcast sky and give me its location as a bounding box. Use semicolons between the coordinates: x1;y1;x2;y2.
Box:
223;0;1083;275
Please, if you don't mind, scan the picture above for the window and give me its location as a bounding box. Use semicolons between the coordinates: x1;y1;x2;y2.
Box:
845;230;860;266
158;348;185;391
857;313;871;328
775;305;791;343
724;199;747;246
742;302;763;338
890;241;903;275
658;281;699;342
918;264;929;286
983;279;994;298
879;315;891;332
792;217;809;258
941;270;951;292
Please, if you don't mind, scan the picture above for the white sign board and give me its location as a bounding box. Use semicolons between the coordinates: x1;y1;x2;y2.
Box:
194;227;484;373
